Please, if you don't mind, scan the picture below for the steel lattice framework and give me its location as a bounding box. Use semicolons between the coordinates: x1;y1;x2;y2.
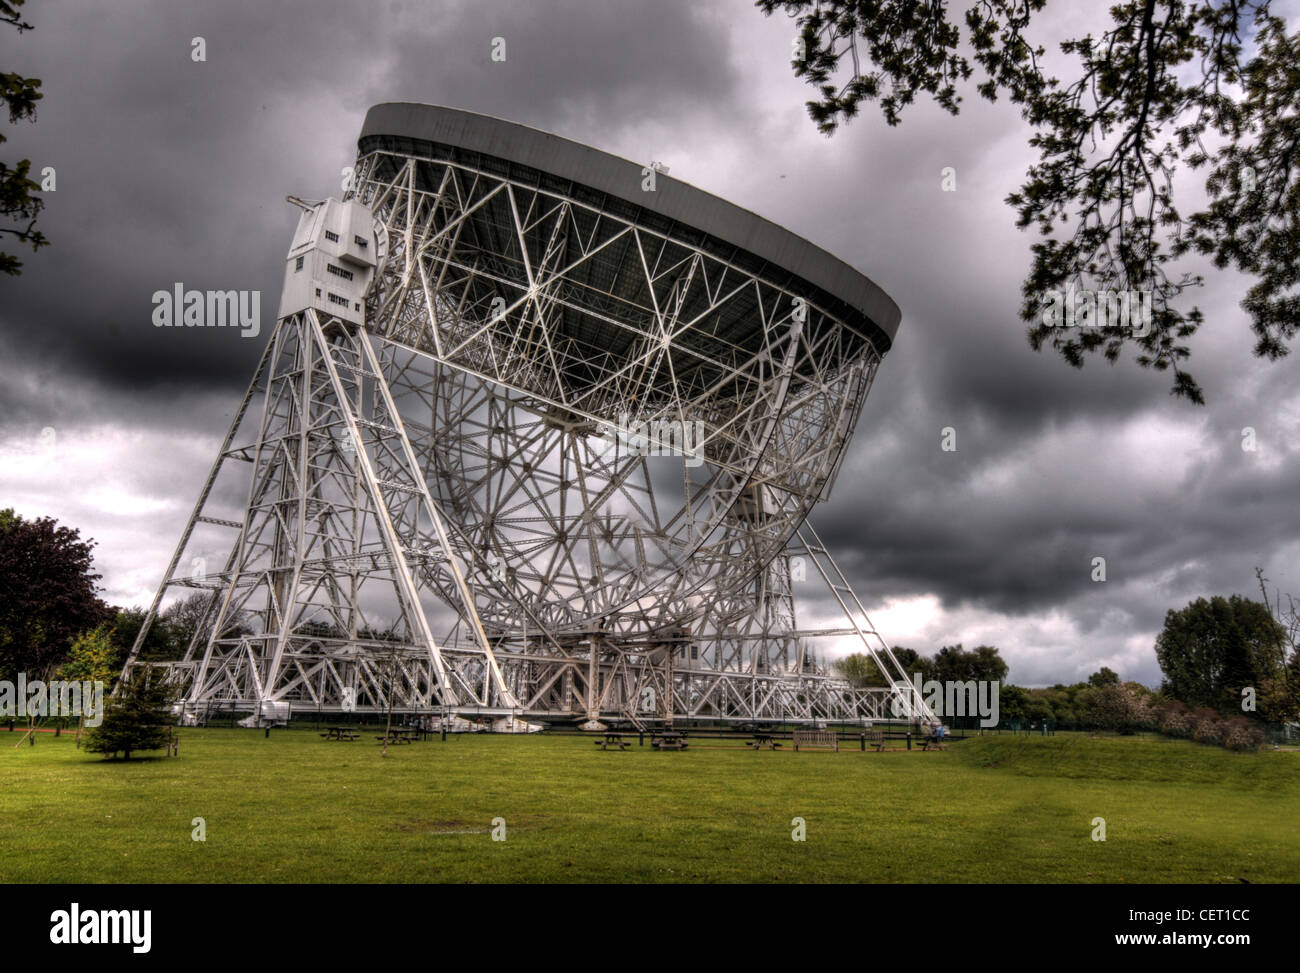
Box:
123;104;937;728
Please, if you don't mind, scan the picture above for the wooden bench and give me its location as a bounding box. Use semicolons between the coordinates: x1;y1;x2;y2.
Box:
867;729;887;751
792;729;839;752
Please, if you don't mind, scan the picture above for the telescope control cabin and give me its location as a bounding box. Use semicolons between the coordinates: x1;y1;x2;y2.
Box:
278;197;377;328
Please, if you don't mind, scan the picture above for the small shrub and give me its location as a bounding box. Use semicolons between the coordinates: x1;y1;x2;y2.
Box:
83;671;176;760
1189;707;1224;745
1222;717;1265;752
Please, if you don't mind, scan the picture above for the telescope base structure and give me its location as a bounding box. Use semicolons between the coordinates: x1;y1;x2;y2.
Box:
148;641;921;725
156;660;911;728
126;309;934;727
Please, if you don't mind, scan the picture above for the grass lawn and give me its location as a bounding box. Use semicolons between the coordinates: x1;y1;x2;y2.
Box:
1;728;1295;883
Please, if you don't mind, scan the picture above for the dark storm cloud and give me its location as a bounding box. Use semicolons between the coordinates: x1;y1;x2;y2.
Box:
380;0;743;138
0;0;739;397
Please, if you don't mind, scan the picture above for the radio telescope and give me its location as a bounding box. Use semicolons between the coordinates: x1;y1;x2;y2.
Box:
124;103;935;727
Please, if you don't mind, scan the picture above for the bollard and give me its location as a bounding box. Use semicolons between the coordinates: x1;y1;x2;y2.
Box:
264;726;270;739
859;732;865;751
906;731;911;751
639;730;644;747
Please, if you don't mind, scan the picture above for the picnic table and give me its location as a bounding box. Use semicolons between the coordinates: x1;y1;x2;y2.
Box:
746;733;782;750
651;731;688;751
375;727;418;744
594;733;630;751
919;732;947;751
321;726;360;741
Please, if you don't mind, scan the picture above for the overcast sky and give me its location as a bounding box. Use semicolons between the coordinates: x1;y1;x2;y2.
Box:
3;0;1297;688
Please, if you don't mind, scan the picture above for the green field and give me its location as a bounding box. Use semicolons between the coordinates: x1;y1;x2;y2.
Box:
2;728;1296;882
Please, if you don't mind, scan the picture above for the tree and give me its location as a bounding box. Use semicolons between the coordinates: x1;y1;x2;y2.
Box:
971;645;1009;682
0;509;108;680
1155;594;1287;711
929;644;1009;684
1;0;47;276
1025;693;1054;725
890;646;932;682
1256;670;1300;725
83;670;175;760
1087;682;1150;733
998;684;1029;724
1254;567;1300;723
107;606;172;664
759;0;1300;403
59;623;120;685
1041;686;1081;727
160;591;249;658
833;645;929;686
1256;567;1299;656
1088;666;1120;687
834;651;882;686
58;623;120;746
